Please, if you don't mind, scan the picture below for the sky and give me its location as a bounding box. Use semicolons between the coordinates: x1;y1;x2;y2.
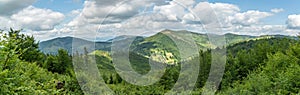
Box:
0;0;300;41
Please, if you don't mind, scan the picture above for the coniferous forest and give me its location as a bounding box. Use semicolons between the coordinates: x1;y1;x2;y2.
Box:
0;28;299;94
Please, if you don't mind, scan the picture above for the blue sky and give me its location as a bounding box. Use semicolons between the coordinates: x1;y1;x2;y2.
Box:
33;0;84;13
1;0;300;41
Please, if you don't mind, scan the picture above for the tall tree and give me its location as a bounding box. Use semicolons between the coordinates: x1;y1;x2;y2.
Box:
57;49;72;74
44;49;72;74
0;28;43;63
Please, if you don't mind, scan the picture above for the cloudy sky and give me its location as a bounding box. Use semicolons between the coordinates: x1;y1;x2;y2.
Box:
0;0;300;41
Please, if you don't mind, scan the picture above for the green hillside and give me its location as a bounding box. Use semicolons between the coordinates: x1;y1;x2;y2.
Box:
131;30;268;64
81;36;300;94
90;50;151;74
1;29;300;94
39;29;284;64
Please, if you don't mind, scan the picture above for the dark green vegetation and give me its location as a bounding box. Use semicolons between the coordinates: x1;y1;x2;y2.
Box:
1;29;299;94
0;29;83;94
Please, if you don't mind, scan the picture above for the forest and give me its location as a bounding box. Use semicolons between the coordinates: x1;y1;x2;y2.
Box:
0;28;299;94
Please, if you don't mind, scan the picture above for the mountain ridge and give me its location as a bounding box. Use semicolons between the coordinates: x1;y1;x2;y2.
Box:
39;30;295;64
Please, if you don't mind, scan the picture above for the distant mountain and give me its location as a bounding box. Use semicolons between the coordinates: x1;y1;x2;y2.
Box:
39;37;111;54
106;35;144;42
224;33;256;44
39;30;294;64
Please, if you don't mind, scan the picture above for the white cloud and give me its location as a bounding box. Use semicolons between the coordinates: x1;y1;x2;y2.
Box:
182;2;273;27
287;14;300;29
64;0;173;40
180;2;274;35
11;6;65;31
80;1;132;24
10;0;291;41
231;10;273;26
233;25;286;36
77;0;170;24
190;2;217;25
65;1;284;40
173;0;196;8
69;9;81;16
0;0;36;15
185;2;240;27
271;8;284;13
0;16;21;30
153;1;186;21
24;29;60;41
210;3;239;28
119;13;186;35
210;2;240;17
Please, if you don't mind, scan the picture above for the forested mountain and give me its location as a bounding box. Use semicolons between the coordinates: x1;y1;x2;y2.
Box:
39;30;259;54
82;36;300;94
1;29;299;94
40;30;280;64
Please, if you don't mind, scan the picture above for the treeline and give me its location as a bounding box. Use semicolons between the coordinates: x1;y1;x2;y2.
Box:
0;29;299;94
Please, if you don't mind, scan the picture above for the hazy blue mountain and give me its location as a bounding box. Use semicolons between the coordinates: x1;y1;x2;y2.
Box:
39;37;111;54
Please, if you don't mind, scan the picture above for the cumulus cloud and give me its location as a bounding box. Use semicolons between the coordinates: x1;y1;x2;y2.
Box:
153;1;187;21
11;6;65;31
0;0;36;15
231;10;273;26
66;1;283;39
0;16;21;30
64;0;173;40
182;2;273;26
180;2;274;35
69;9;81;16
173;0;196;8
271;8;284;13
119;13;186;35
287;14;300;29
77;0;170;24
233;25;286;36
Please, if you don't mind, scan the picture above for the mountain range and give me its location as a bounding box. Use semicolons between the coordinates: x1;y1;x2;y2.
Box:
39;30;294;64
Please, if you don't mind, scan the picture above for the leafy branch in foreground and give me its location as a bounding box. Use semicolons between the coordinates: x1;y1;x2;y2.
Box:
0;28;83;94
0;28;43;64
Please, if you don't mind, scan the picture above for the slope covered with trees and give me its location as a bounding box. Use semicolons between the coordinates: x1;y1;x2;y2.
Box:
0;28;299;94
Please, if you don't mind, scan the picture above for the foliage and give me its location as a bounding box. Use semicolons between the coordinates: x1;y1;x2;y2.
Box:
43;49;72;74
0;28;44;63
0;29;83;94
220;44;300;94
